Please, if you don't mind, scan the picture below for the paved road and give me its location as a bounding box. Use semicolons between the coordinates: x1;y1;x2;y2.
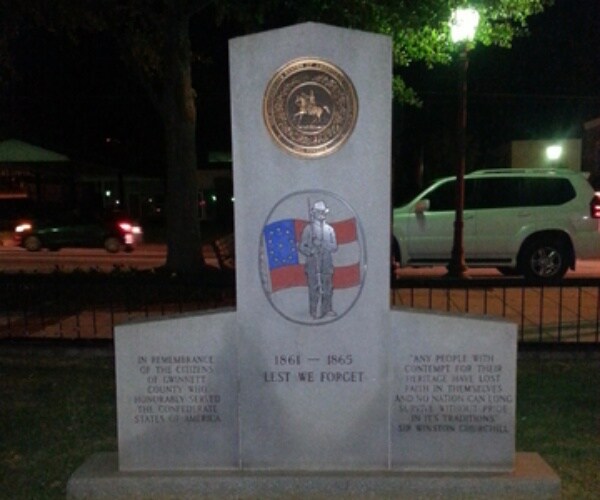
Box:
2;240;600;278
0;243;218;273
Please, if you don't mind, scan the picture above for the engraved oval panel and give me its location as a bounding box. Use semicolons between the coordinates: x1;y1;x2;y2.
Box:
259;190;366;325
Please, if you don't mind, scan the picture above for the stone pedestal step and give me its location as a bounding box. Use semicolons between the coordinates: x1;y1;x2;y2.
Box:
67;452;560;500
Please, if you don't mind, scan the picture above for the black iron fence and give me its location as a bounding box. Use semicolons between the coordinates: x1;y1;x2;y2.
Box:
0;272;234;341
1;273;599;345
392;277;600;345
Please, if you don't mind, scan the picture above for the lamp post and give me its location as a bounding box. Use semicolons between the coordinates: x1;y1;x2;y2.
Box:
446;7;479;278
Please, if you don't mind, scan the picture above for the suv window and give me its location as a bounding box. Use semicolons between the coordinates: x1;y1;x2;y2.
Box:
425;180;455;211
521;177;575;206
467;177;576;209
422;175;577;212
469;178;521;209
425;180;477;212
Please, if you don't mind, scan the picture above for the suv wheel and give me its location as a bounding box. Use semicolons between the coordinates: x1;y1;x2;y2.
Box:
519;237;569;282
24;235;42;252
104;236;121;253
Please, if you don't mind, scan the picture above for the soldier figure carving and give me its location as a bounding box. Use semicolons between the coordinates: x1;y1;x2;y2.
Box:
298;200;338;319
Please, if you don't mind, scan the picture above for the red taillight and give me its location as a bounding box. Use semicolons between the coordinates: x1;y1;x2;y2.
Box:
118;221;142;234
591;194;600;219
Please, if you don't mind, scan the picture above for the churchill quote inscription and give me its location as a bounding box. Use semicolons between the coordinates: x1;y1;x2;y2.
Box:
394;352;512;436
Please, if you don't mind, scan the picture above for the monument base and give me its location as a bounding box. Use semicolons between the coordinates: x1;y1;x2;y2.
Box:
67;452;560;499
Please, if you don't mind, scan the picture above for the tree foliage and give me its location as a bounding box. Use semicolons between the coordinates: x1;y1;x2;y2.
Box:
0;0;552;272
0;1;216;273
225;0;552;104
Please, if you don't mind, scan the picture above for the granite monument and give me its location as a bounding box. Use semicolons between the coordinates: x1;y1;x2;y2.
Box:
67;22;560;499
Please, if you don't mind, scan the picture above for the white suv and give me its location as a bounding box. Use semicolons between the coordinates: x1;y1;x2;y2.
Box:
392;168;600;281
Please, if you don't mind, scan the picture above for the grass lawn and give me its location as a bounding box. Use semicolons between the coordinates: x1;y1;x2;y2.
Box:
0;347;116;499
516;356;600;499
1;347;598;499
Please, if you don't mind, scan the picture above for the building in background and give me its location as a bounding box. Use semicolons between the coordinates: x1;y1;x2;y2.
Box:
0;139;236;231
583;118;600;189
510;139;582;171
0;138;72;203
0;138;163;220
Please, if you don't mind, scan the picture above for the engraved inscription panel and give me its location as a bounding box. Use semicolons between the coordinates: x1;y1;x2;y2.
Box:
394;353;512;438
115;314;238;470
130;354;222;426
390;312;516;471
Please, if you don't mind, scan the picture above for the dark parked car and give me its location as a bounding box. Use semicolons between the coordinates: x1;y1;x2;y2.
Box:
14;211;142;253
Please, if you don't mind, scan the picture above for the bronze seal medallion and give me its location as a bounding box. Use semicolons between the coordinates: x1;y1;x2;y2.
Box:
263;57;358;158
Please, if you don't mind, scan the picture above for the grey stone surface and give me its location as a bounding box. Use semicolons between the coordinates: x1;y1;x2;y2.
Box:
390;309;517;471
229;23;393;469
114;310;239;470
67;452;561;499
87;22;559;494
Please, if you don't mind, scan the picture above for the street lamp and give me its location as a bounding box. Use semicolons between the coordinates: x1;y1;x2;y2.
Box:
446;7;479;278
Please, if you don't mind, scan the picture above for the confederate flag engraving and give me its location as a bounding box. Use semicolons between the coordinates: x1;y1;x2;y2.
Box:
260;190;366;325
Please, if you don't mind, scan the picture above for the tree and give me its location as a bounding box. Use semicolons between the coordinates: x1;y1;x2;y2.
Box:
245;0;553;104
0;0;552;273
0;0;233;274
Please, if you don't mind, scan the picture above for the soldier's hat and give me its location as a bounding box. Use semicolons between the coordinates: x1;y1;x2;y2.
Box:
312;200;329;214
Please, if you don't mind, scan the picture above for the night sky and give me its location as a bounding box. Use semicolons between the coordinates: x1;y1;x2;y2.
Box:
2;0;599;191
396;0;600;196
467;0;600;140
